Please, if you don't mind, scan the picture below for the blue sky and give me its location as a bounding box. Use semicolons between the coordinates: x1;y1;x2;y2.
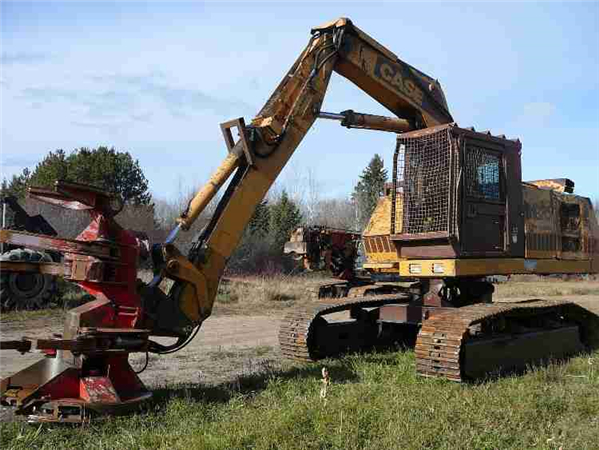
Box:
1;2;598;204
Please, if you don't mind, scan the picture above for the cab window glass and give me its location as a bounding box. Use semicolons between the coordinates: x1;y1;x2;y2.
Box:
465;147;502;201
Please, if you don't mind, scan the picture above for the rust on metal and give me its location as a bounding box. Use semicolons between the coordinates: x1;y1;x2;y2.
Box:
391;122;525;261
279;294;410;361
26;399;87;424
527;178;574;194
0;340;32;352
29;180;123;216
284;226;360;279
0;229;117;259
0;330;149;354
80;377;120;404
1;180;151;423
318;110;412;133
378;304;439;324
0;242;127;285
522;182;597;262
415;299;595;381
280;291;598;382
0;260;65;276
392;231;451;242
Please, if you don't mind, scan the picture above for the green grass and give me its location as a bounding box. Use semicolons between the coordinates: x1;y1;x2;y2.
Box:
2;350;598;450
2;277;598;448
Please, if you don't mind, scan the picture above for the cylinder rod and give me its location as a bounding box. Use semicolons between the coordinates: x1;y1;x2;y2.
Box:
318;110;412;133
177;147;243;230
318;111;346;121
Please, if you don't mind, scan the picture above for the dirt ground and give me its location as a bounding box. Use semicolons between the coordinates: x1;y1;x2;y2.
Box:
0;315;285;387
1;288;599;392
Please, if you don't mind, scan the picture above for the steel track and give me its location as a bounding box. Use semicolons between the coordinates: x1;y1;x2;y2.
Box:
280;297;596;381
415;299;593;381
279;294;410;361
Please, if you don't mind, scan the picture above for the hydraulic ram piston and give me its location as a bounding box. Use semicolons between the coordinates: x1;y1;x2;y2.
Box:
318;110;412;133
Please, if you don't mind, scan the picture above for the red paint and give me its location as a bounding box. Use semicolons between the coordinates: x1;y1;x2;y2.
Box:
1;181;150;420
80;377;120;403
36;368;81;400
75;213;142;328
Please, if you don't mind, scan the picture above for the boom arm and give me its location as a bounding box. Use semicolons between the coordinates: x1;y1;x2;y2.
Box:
144;18;453;345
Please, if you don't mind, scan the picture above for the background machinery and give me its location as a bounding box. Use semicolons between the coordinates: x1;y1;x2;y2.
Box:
284;226;360;279
283;225;416;298
283;226;380;298
0;195;59;310
1;17;598;422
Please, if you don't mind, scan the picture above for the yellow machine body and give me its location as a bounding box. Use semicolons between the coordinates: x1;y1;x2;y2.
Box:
358;125;599;278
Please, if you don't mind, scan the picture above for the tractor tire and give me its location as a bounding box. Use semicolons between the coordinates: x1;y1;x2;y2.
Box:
0;249;58;311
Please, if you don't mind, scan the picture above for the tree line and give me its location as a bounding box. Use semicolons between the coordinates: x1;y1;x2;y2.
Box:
2;146;389;273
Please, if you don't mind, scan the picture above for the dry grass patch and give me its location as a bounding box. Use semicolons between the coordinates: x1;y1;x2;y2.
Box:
0;308;64;325
495;280;599;299
138;270;323;315
212;274;326;315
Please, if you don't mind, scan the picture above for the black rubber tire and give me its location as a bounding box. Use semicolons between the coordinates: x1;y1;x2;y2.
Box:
0;248;58;311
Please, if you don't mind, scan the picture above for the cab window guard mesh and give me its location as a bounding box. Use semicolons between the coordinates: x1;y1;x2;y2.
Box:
394;128;455;234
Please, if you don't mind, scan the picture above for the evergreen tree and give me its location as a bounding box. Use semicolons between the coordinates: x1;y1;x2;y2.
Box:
28;150;69;188
352;154;388;229
5;147;151;204
269;190;303;249
248;199;271;237
1;168;31;198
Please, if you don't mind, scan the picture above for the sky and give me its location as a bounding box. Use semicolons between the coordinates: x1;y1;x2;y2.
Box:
1;1;598;206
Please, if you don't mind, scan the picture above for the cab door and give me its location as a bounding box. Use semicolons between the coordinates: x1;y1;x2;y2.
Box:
461;141;507;256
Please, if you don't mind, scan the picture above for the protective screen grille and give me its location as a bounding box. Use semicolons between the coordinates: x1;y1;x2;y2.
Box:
464;146;502;201
394;128;455;235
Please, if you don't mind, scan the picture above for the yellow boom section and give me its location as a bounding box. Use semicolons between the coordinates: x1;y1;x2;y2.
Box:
163;18;454;325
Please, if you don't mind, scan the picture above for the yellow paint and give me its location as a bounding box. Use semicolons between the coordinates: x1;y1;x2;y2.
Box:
363;195;403;237
377;61;424;105
363;262;397;269
399;258;593;278
365;251;398;263
165;19;456;325
523;183;597;262
162;245;211;322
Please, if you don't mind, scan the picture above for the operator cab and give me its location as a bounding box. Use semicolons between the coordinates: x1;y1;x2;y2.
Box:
391;123;524;259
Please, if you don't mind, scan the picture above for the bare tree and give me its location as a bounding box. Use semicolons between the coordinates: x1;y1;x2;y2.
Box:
152;176;224;254
313;198;357;230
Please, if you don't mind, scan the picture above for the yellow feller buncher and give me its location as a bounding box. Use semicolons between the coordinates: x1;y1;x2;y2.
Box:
1;18;598;422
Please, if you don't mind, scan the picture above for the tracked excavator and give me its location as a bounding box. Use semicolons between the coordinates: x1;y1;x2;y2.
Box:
1;18;598;422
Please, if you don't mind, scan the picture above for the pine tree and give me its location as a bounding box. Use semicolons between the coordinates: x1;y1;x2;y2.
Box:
28;150;69;189
269;190;303;249
1;168;31;198
352;154;388;229
248;199;271;237
4;147;151;204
